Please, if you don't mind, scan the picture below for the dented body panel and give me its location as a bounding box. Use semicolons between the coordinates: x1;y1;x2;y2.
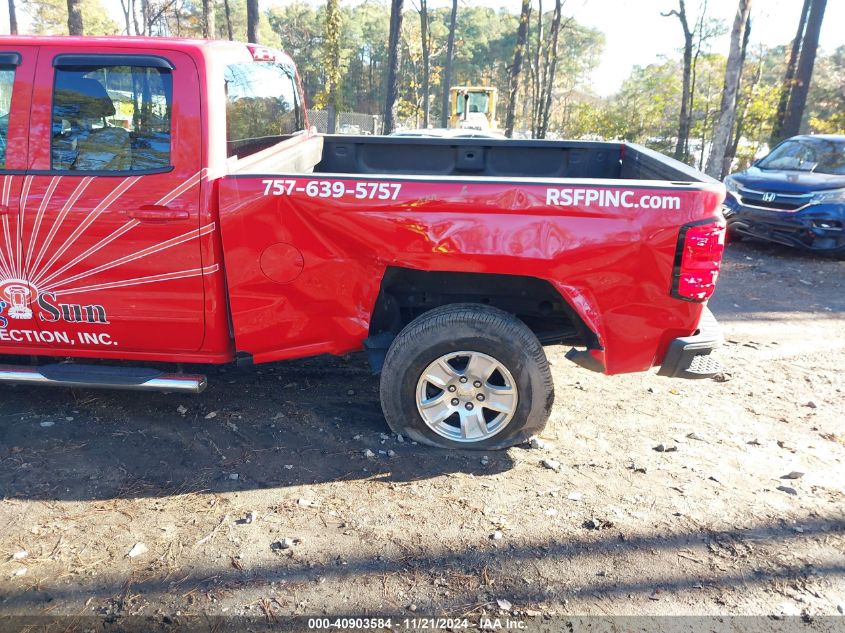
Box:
218;174;724;374
0;36;726;377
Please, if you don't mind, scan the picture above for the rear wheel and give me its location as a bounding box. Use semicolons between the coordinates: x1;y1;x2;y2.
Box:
379;304;554;450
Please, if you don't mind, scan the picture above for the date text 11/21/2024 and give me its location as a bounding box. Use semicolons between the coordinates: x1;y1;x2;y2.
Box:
306;617;528;629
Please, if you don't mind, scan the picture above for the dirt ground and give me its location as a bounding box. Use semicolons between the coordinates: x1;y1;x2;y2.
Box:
1;238;844;627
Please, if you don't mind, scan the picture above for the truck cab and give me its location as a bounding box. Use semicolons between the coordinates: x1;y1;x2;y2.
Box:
0;37;321;362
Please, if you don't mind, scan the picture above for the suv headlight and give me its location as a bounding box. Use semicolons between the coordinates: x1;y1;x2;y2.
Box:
811;188;845;204
723;176;739;193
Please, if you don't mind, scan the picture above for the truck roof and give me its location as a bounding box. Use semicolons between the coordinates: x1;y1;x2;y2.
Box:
0;35;295;67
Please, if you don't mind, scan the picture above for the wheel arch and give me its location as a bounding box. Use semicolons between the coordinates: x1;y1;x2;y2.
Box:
364;266;599;372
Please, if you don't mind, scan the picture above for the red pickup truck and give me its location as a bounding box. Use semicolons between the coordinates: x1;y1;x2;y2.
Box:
0;36;726;449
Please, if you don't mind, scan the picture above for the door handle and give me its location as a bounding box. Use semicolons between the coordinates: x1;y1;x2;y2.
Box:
127;206;190;221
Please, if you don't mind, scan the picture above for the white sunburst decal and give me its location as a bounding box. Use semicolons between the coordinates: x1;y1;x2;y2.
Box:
0;169;218;333
0;174;16;282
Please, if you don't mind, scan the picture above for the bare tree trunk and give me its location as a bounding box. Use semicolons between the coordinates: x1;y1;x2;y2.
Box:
521;51;532;128
223;0;234;40
366;55;376;111
408;54;420;127
147;0;171;37
7;0;17;34
439;0;457;128
531;0;542;137
174;0;181;35
247;0;259;43
705;0;753;178
419;0;431;128
324;0;341;134
382;0;404;134
145;0;177;36
119;0;132;34
527;27;536;134
771;0;810;144
663;1;693;162
141;0;150;35
133;0;142;36
67;0;84;35
780;0;826;140
202;0;215;38
538;0;563;139
504;0;531;138
725;19;753;168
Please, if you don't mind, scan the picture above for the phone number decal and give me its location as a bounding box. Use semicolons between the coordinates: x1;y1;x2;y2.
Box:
263;179;402;201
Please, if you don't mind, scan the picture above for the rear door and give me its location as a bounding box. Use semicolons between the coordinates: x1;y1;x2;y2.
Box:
0;47;37;346
21;47;208;354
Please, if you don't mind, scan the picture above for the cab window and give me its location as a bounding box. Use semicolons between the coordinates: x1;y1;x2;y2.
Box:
224;62;306;159
51;64;172;172
456;92;489;115
0;65;15;169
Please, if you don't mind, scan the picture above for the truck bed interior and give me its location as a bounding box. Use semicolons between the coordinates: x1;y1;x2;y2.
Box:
314;135;716;184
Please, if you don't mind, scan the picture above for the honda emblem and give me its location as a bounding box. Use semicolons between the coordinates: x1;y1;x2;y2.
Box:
762;192;777;202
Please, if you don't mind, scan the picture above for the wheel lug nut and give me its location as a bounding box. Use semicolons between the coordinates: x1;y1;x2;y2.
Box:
476;394;485;401
459;376;468;383
451;398;460;406
473;380;482;388
447;385;457;392
465;403;474;410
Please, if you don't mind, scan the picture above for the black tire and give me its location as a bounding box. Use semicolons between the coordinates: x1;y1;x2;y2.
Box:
379;304;554;450
725;226;744;243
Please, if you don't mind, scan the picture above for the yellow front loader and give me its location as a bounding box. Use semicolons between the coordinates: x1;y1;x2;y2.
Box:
448;86;498;130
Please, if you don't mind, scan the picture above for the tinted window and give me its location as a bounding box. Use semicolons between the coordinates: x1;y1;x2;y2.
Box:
759;138;845;176
456;91;490;115
224;62;305;158
51;64;172;172
0;66;14;169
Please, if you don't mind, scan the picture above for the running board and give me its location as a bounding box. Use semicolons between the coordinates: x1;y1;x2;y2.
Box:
0;363;207;394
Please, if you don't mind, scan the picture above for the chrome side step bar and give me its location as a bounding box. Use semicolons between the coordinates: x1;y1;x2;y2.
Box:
0;363;207;394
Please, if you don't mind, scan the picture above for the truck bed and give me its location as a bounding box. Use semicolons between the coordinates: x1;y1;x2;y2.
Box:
315;135;715;184
219;133;725;374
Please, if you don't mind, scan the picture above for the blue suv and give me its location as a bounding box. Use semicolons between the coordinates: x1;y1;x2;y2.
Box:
723;135;845;257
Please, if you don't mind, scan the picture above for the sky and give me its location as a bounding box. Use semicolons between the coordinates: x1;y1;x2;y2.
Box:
2;0;843;96
398;0;845;96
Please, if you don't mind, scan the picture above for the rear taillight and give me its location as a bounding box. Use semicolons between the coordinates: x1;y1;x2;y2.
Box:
671;220;726;302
